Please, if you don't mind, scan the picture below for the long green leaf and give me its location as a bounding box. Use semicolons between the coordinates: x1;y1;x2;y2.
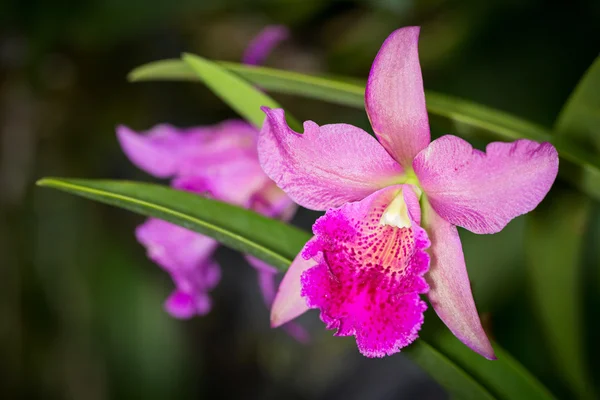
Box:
128;59;600;201
526;190;592;399
423;329;556;400
37;178;307;270
523;55;600;399
555;55;600;151
38;177;555;400
180;54;301;131
404;341;495;400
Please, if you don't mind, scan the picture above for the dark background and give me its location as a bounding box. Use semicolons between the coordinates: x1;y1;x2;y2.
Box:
1;0;599;399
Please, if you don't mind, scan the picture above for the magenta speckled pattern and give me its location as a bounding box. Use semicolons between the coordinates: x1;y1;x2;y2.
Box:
300;187;430;357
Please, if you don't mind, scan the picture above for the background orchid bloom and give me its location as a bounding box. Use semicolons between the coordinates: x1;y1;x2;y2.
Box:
116;26;307;340
260;26;558;358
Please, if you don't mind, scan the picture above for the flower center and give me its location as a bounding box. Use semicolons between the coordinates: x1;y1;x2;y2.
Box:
380;192;411;228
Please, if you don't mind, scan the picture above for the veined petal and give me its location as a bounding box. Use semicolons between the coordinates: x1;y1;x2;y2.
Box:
242;25;290;66
270;250;316;328
365;26;431;167
301;185;430;357
423;202;496;359
258;107;403;211
414;135;559;234
136;218;221;318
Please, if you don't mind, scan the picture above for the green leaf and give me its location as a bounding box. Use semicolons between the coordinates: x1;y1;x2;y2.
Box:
128;59;600;201
180;54;301;131
404;341;495;400
522;56;600;399
423;330;556;400
37;178;309;270
525;190;593;399
38;177;555;400
555;55;600;151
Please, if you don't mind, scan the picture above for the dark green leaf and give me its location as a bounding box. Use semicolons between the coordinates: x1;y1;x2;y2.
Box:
555;55;600;151
526;190;593;399
423;330;556;400
522;55;600;399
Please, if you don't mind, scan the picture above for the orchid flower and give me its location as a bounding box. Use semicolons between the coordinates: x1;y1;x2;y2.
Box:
117;26;307;340
260;26;558;358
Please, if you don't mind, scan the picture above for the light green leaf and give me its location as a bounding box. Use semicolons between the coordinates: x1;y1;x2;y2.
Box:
180;54;301;131
128;59;600;201
37;178;308;270
38;177;555;400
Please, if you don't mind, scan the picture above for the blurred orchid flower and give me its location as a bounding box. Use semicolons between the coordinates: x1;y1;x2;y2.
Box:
260;27;558;358
117;26;307;341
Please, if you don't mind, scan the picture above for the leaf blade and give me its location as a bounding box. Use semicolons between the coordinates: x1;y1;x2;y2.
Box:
180;54;301;131
37;178;309;270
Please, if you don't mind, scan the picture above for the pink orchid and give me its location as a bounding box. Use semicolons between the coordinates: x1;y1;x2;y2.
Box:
117;26;307;340
260;27;558;358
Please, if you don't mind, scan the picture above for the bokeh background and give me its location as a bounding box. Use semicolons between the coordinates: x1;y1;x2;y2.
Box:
1;0;599;399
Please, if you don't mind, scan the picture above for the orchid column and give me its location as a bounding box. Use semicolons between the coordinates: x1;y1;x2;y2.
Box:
260;26;558;359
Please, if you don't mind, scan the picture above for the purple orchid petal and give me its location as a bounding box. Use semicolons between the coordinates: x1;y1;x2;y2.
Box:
165;289;212;318
246;255;310;343
242;25;290;66
301;185;430;357
270;250;316;328
136;218;221;318
258;107;404;211
414;135;559;234
117;120;258;179
116;124;198;178
365;26;431;167
422;202;496;359
174;161;267;208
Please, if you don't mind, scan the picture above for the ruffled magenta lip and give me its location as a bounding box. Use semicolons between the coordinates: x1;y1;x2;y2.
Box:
297;186;431;357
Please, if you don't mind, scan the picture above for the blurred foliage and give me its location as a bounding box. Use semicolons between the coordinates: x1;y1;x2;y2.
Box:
1;0;599;399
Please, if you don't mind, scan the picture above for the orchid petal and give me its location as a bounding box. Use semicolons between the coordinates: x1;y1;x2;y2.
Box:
117;120;257;178
165;289;211;318
258;107;403;211
270;250;315;327
136;218;221;318
423;202;496;359
365;26;431;167
116;124;192;178
301;185;430;357
242;25;290;66
414;135;559;234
